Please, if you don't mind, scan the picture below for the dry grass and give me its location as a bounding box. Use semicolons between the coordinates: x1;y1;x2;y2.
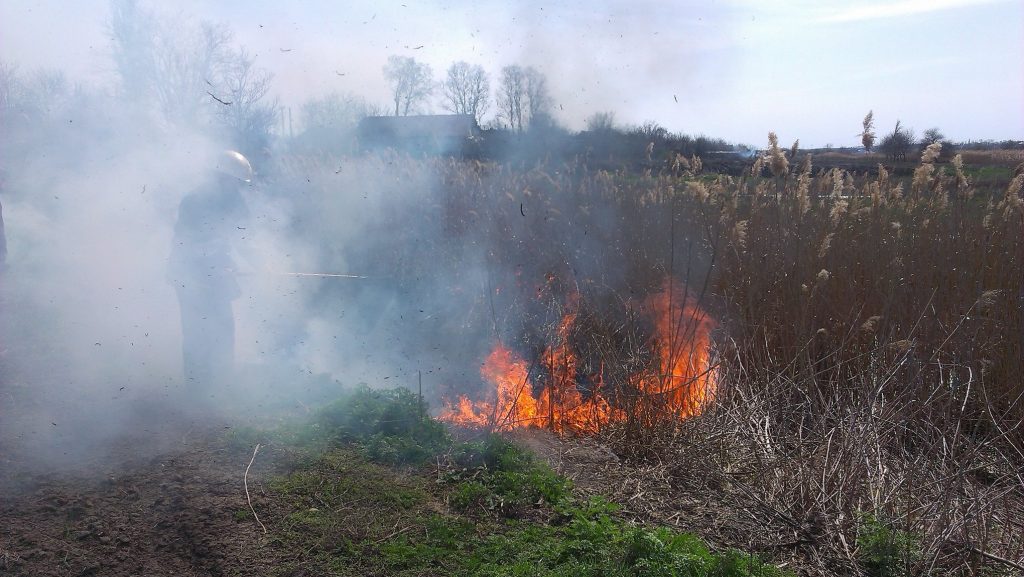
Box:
959;149;1024;169
272;146;1024;575
640;148;1022;575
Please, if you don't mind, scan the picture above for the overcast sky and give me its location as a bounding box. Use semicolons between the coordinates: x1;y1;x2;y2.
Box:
2;0;1021;147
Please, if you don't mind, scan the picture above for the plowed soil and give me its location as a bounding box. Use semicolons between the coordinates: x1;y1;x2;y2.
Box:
1;404;293;577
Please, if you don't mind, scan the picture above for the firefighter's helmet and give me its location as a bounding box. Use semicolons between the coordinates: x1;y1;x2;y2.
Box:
215;150;253;183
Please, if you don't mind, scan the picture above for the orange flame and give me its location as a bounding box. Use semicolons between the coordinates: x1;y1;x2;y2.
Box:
533;292;622;433
439;344;540;432
632;281;718;421
439;278;717;434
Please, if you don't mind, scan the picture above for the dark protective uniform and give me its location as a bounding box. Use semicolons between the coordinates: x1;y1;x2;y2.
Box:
168;175;249;389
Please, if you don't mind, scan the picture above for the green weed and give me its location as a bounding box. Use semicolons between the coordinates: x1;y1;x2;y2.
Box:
857;512;922;577
311;385;451;465
257;391;790;576
442;434;571;517
371;496;789;577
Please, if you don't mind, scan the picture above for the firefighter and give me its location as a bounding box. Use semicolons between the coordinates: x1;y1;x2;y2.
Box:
168;150;252;394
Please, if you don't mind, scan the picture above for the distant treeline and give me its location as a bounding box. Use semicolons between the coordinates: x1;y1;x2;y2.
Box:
468;123;741;171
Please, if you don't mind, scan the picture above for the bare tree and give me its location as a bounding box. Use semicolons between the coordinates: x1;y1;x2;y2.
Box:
0;61;25;128
919;127;944;148
383;56;433;117
152;21;234;127
630;120;668;141
497;64;526;132
0;63;77;128
497;65;552;133
25;70;75;120
301;92;378;131
441;61;489;123
524;67;552;123
918;127;956;161
295;92;380;153
109;0;156;100
108;1;278;153
878;120;915;162
585;111;617;133
110;3;232;127
216;49;278;152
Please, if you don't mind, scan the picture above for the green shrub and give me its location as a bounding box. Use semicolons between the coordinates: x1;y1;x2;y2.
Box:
481;434;535;472
492;467;571;510
443;434;572;517
312;385;451;464
559;499;622;565
709;550;792;577
857;512;921;577
451;480;491;511
451;433;535;472
447;466;571;517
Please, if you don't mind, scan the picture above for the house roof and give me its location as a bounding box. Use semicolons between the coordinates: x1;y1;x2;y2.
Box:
358;114;480;142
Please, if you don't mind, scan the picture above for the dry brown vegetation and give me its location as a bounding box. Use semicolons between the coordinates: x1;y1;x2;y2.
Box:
659;156;1024;574
958;149;1024;169
274;143;1023;575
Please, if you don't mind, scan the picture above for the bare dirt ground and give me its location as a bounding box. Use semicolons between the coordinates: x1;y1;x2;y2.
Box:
0;338;319;577
0;402;294;577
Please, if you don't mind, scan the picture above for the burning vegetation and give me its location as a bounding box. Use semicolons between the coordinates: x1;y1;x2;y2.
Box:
1;1;1022;572
274;144;1022;575
439;280;717;433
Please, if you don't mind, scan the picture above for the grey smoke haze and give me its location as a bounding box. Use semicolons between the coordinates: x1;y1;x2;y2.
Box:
0;116;222;469
0;0;1019;476
1;0;1020;146
0;124;452;475
0;21;457;471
